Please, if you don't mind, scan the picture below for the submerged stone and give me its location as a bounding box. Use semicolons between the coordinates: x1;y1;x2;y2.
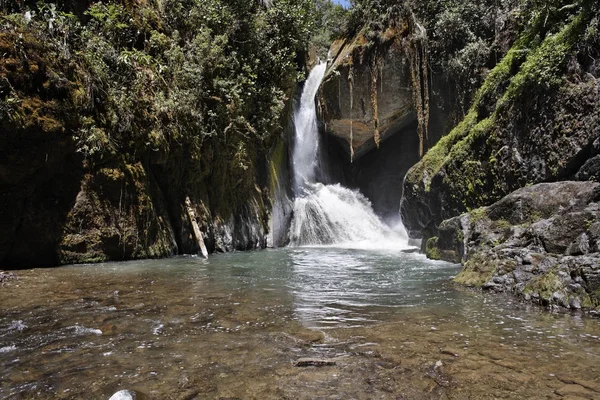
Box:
294;358;337;367
0;271;17;284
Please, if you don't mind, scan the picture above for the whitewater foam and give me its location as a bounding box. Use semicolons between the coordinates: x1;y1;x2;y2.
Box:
289;183;409;250
292;63;327;192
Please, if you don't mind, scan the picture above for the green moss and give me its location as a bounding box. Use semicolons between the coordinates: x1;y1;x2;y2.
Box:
454;252;497;287
494;219;511;230
524;271;563;302
585;218;595;230
581;294;594;309
59;250;109;265
472;29;538;108
268;139;287;199
469;207;488;223
523;211;544;225
405;6;592;216
98;168;125;181
456;229;464;243
497;260;518;275
591;287;600;300
405;52;508;197
404;25;537;193
406;110;477;191
147;241;172;259
425;236;441;260
500;12;587;106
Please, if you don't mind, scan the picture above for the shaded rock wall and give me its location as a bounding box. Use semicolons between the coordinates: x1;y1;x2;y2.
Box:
1;137;274;268
0;131;83;266
315;18;450;221
0;20;286;268
0;0;315;268
266;87;300;248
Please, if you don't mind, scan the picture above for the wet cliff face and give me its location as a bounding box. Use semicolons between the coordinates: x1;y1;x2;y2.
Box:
0;131;83;267
319;122;420;221
315;26;420;220
319;29;416;160
426;181;600;313
316;20;449;222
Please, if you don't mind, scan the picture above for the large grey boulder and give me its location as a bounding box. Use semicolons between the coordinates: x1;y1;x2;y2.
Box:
427;181;600;312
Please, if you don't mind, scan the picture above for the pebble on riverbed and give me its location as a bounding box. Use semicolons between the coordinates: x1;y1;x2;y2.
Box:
0;271;17;285
108;389;148;400
109;390;136;400
294;358;337;367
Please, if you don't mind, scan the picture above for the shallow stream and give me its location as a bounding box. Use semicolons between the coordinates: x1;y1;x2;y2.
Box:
1;248;600;399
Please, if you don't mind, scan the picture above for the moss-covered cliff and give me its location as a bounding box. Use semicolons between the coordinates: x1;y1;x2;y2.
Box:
318;4;438;162
0;0;314;267
402;0;600;241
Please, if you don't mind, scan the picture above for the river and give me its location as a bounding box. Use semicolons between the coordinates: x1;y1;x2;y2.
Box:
1;248;600;399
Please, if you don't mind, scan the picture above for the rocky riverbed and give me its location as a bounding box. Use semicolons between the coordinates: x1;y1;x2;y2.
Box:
2;250;600;399
0;271;17;285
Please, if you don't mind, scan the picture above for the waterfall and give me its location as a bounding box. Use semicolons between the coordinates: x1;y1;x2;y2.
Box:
292;63;327;192
289;64;409;250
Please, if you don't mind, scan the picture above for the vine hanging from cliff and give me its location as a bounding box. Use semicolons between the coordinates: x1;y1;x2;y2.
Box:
348;65;355;162
405;12;430;158
370;56;383;148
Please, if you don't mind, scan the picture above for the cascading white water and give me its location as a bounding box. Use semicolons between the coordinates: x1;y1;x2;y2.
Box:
290;64;410;250
292;63;327;192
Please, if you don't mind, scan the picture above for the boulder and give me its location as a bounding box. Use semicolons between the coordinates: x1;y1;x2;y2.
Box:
108;390;145;400
427;182;600;312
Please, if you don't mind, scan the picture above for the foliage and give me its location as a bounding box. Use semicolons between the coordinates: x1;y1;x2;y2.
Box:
425;236;441;260
0;0;315;216
340;0;521;124
310;0;349;60
347;0;407;34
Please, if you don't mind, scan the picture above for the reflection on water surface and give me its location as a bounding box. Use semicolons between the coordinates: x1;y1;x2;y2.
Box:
1;248;599;399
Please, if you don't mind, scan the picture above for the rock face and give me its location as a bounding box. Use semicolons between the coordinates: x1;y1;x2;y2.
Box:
1;148;272;268
319;27;416;160
401;5;600;241
316;22;450;220
1;100;274;267
427;182;600;312
0;1;306;268
0;0;315;268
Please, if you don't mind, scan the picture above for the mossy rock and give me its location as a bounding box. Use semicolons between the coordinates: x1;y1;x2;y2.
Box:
453;253;498;287
524;271;564;303
425;236;441;260
402;4;599;237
